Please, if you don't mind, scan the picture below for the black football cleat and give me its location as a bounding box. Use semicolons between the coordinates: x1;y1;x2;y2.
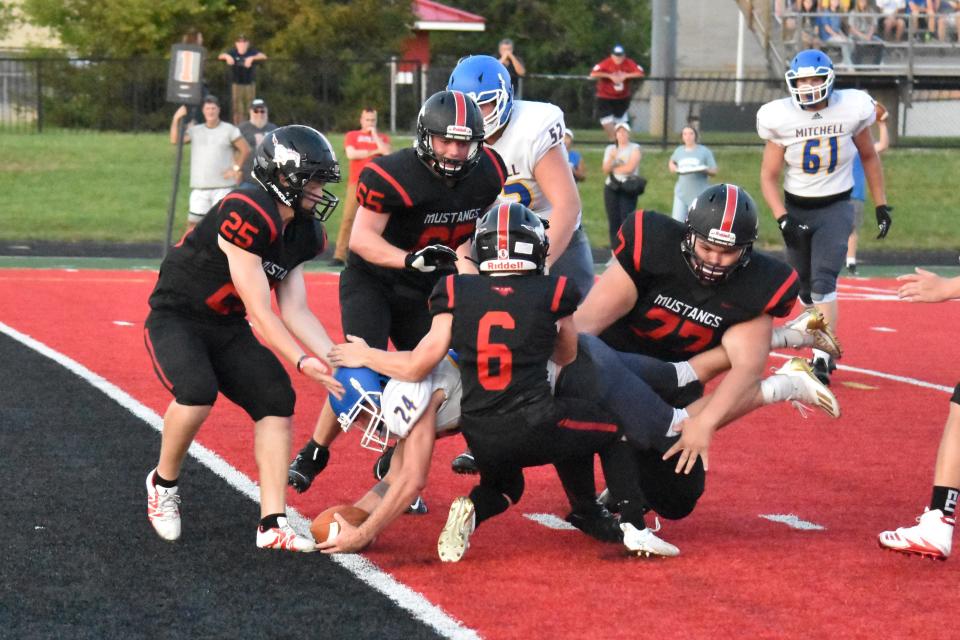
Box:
373;445;396;481
566;505;624;543
287;441;329;493
811;356;837;387
451;449;480;475
406;495;429;515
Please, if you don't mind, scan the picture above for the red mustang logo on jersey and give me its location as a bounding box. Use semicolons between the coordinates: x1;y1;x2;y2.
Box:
492;286;515;297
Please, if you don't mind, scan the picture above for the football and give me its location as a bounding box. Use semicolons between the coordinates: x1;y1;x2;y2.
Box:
875;101;889;122
310;504;370;543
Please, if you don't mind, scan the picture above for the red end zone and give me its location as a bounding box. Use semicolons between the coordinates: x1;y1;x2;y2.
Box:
1;269;958;638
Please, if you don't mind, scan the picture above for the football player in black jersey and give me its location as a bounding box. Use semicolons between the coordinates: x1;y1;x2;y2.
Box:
564;183;840;555
329;203;628;562
288;90;507;495
144;125;345;552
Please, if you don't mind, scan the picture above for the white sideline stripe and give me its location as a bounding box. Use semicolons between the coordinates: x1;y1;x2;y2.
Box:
524;513;578;531
770;351;954;393
759;514;826;531
870;327;897;333
0;321;479;640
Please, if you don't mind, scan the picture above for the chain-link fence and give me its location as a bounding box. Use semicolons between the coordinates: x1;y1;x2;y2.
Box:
0;56;427;134
2;54;960;147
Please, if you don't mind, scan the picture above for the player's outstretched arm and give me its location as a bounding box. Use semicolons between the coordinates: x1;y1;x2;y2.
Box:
329;314;452;381
276;265;338;367
552;316;578;367
574;260;638;336
898;269;960;303
664;314;772;473
320;401;440;554
221;238;344;397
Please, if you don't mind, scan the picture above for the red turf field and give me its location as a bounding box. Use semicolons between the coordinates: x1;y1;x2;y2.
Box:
2;268;958;639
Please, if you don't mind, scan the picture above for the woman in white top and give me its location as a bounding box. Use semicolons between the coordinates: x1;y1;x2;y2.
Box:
668;125;718;222
602;121;642;248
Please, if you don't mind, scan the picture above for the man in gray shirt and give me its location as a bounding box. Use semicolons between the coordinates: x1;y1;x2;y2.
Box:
239;98;277;187
170;95;250;233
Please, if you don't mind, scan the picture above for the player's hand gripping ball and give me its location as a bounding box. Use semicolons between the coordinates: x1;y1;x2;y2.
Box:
310;504;370;542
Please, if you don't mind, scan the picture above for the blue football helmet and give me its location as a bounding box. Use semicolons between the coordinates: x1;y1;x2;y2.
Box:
330;367;390;452
447;55;514;138
785;49;835;108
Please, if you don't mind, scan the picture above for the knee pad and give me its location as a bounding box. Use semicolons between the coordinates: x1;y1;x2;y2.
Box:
810;290;838;304
173;378;218;408
241;382;296;421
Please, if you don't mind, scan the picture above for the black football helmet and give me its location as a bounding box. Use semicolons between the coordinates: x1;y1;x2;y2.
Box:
472;202;549;275
415;90;486;179
253;125;341;220
681;183;759;285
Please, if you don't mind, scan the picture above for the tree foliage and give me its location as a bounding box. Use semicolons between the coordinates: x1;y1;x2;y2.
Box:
428;0;652;73
19;0;649;74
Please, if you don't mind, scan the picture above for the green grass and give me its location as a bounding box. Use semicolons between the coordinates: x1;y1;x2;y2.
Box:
1;130;958;253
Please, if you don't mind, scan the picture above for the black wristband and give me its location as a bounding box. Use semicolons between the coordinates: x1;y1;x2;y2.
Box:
297;355;311;373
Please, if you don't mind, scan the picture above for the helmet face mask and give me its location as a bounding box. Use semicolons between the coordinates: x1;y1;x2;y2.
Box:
447;55;514;138
785;49;835;108
330;367;390;452
681;184;759;286
415;90;486;179
471;202;549;275
253;125;341;220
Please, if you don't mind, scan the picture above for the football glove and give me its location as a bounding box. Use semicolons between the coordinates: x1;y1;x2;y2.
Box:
404;244;458;273
777;214;810;248
875;204;893;239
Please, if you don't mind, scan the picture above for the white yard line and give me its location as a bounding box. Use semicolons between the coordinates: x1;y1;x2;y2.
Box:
0;321;480;640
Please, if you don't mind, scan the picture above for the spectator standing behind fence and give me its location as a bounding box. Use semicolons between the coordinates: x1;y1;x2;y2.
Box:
602;122;643;250
877;0;907;40
563;129;586;183
170;96;250;234
497;38;525;91
846;101;890;274
668;126;717;223
218;35;267;125
238;98;277;187
590;45;645;141
330;108;392;267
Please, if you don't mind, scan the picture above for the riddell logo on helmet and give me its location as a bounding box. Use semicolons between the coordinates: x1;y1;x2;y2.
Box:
483;259;532;271
446;124;474;139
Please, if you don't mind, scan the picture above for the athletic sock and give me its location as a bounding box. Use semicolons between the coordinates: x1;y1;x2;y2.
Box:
672;361;699;387
931;486;959;518
812;348;832;365
259;513;285;531
761;373;795;405
665;408;689;437
154;472;178;488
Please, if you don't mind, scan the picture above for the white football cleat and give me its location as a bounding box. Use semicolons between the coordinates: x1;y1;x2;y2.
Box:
780;308;843;360
256;516;317;553
621;521;679;558
775;357;841;418
438;496;476;562
146;468;181;542
879;508;954;560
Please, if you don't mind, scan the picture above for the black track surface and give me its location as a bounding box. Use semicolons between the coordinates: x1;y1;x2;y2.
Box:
0;333;444;639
